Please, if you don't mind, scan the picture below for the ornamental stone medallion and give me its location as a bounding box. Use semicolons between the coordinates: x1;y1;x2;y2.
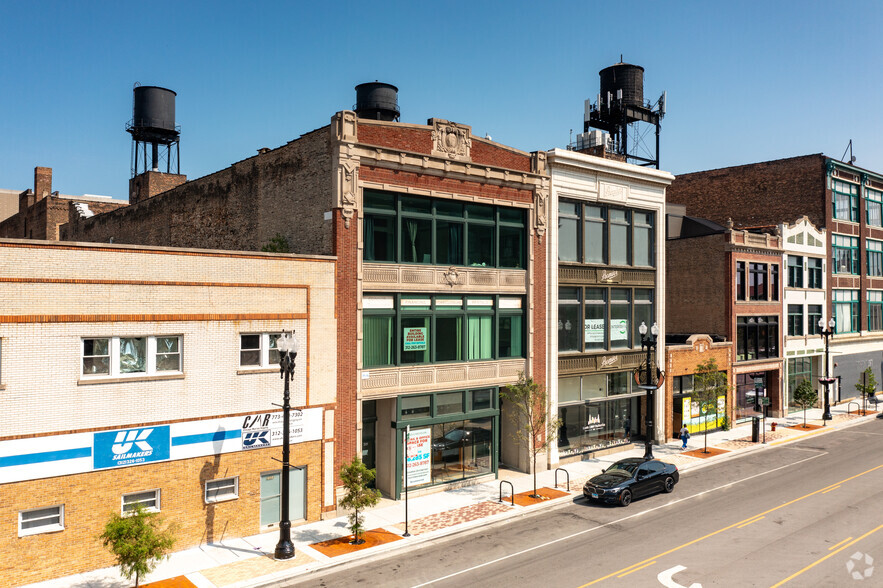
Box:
430;119;472;161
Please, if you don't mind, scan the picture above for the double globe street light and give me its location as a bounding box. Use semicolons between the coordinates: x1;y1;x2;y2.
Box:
638;321;660;460
818;318;836;425
274;331;299;560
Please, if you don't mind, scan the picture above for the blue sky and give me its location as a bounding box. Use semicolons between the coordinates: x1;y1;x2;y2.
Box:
3;0;882;199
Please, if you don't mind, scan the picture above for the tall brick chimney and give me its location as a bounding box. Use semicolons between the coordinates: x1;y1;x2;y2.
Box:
34;167;52;200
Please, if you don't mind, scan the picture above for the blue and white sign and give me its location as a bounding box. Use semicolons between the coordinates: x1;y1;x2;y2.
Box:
93;426;171;470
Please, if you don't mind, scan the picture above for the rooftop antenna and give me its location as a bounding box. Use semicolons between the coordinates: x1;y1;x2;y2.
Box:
841;139;856;164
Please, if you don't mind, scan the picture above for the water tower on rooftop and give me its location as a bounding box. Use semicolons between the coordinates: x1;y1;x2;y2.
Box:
126;84;181;177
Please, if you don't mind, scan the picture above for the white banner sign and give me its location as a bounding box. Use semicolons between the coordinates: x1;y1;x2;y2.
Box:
405;427;432;487
610;319;629;341
584;318;604;343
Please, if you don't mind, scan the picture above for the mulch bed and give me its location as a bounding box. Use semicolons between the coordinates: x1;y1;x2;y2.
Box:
849;409;878;416
785;423;823;431
682;447;730;459
142;577;198;588
510;487;570;506
309;528;402;557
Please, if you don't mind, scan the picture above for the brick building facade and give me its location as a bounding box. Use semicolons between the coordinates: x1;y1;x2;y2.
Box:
0;167;129;240
668;154;883;406
63;107;549;500
667;227;784;421
0;239;336;585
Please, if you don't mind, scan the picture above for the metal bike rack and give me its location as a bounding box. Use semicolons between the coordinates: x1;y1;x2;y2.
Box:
499;480;514;506
554;468;570;492
847;401;861;415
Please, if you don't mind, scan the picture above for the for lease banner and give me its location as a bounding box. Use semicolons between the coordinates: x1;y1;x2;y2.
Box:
403;327;428;351
405;427;432;487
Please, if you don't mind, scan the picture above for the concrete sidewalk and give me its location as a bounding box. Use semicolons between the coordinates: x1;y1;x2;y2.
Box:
26;403;879;588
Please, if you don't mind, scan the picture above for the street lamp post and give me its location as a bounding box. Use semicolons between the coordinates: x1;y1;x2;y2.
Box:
274;331;298;560
638;322;659;460
818;318;835;426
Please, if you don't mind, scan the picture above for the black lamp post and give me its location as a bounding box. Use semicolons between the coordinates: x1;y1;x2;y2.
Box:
274;331;298;560
818;318;835;425
638;321;659;459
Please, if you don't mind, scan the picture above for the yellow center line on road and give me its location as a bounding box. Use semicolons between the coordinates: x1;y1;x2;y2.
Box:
578;463;883;588
821;485;841;494
770;523;883;587
617;561;656;578
737;516;765;528
828;537;853;551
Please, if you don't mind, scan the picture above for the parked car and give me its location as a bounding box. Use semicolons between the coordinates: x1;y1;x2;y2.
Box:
582;457;678;506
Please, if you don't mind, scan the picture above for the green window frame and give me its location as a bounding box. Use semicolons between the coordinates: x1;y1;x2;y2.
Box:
869;291;883;331
868;240;883;277
363;190;526;269
787;304;803;336
787;255;803;288
361;294;525;368
833;289;859;334
833;179;858;222
557;200;654;268
867;188;883;227
833;234;859;275
807;257;823;289
807;304;823;335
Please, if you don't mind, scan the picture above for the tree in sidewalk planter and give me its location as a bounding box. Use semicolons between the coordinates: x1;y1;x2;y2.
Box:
501;372;562;499
338;456;381;544
855;367;878;412
793;379;818;428
692;358;729;454
98;504;177;588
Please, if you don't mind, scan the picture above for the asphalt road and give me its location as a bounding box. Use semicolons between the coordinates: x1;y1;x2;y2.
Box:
280;419;883;588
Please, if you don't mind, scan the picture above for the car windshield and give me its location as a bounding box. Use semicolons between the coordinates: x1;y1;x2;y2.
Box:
606;461;639;475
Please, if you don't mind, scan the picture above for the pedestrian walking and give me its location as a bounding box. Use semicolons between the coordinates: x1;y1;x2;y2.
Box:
679;425;690;450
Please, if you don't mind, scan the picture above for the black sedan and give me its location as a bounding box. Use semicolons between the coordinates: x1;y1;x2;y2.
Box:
582;457;678;506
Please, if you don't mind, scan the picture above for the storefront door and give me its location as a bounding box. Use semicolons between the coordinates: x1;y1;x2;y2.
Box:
260;468;306;528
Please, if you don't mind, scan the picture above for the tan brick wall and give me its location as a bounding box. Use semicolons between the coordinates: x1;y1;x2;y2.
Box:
665;339;733;439
0;441;322;586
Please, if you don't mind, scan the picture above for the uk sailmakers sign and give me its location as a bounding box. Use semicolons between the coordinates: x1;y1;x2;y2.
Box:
93;426;171;469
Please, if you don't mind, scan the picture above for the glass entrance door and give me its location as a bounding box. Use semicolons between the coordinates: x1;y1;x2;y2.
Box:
260;468;306;528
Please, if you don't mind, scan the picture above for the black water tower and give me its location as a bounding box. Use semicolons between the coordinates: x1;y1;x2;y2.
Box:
126;84;181;176
354;82;400;121
583;61;665;168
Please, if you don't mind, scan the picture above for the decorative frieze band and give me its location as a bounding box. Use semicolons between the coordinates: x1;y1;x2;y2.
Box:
558;266;655;286
362;263;527;293
360;359;528;395
558;351;645;376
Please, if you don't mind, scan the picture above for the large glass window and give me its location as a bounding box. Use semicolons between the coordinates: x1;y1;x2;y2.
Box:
736;316;779;361
807;257;823;289
833;179;858;222
557;376;639;456
868;240;883;277
787;357;813;412
868;188;883;227
363;190;525;269
833;235;859;274
558;200;654;267
834;289;859;334
787;255;803;288
749;263;767;300
559;286;652;353
788;305;804;336
362;295;524;367
869;291;883;331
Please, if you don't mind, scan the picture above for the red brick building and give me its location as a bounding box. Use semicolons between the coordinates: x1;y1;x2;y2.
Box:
668;155;883;405
667;226;784;420
64;98;549;502
0;167;129;240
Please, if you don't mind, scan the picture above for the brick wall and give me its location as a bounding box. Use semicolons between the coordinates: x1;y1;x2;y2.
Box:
129;171;188;204
0;441;322;586
668;154;828;229
63;128;334;256
666;233;729;337
664;338;733;439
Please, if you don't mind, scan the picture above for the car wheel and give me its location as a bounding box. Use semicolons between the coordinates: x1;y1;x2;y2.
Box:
663;476;675;493
619;489;632;507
